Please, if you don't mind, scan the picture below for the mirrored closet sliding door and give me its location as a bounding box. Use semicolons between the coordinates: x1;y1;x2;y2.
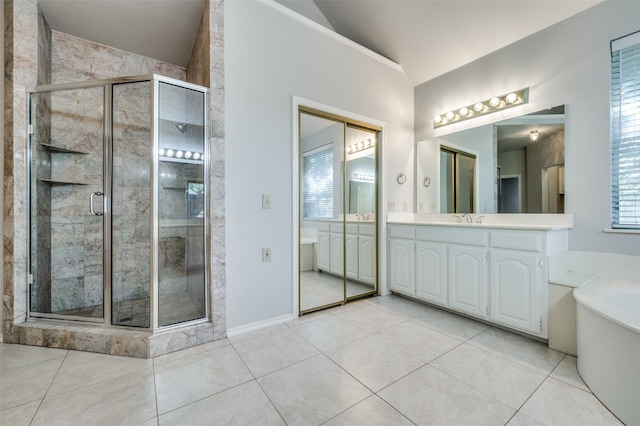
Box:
298;107;379;314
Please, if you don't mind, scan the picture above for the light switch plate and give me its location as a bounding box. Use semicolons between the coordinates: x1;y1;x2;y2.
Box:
262;194;271;209
262;248;271;262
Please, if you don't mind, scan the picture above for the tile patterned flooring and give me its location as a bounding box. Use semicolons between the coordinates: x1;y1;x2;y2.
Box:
0;295;624;425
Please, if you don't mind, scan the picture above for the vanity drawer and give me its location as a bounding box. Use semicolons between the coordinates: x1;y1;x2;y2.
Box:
389;225;414;240
316;222;330;232
490;231;542;252
359;224;375;236
416;226;488;246
330;223;343;233
345;224;359;235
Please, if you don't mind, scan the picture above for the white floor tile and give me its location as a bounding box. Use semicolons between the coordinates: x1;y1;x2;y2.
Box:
0;400;40;426
154;344;253;415
378;320;462;363
549;354;590;392
0;344;67;371
0;357;63;410
231;327;319;377
47;349;152;397
158;381;285;426
519;377;623;425
430;343;547;409
323;395;414;426
412;307;490;340
378;364;515;425
30;367;157;426
469;327;565;374
326;334;425;392
258;355;371;426
290;315;369;352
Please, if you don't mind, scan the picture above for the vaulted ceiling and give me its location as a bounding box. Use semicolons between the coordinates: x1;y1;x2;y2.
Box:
38;0;601;86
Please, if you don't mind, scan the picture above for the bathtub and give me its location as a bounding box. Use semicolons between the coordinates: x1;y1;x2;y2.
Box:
574;279;640;426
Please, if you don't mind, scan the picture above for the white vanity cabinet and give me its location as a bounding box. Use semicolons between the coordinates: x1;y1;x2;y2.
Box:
316;221;376;285
358;224;376;284
389;226;415;295
448;245;489;319
316;224;330;271
388;223;569;338
415;241;447;306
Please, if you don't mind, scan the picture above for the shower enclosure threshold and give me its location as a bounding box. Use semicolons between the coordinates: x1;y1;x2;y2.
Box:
14;317;215;358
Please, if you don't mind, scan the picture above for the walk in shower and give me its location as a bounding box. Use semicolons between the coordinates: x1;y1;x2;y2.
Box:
28;74;209;330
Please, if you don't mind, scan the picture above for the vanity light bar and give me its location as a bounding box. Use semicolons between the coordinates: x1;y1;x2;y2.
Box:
353;173;375;182
433;88;529;129
347;137;376;154
158;148;204;161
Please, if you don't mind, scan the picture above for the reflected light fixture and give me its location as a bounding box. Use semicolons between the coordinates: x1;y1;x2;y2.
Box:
433;88;529;129
347;137;376;155
529;130;540;142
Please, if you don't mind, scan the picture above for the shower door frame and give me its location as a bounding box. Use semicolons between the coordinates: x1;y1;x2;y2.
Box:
26;74;211;331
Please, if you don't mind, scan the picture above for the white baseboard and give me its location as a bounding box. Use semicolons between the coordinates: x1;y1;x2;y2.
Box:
227;313;297;337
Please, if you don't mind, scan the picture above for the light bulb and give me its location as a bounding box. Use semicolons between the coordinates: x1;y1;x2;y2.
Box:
459;107;469;117
489;97;500;107
176;151;183;158
193;152;201;160
185;151;192;159
158;148;165;156
474;102;484;112
505;93;518;104
434;115;442;124
529;130;539;141
166;149;174;157
445;111;455;121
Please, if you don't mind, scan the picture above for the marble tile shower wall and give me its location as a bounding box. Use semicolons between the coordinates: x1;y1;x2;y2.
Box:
112;82;153;305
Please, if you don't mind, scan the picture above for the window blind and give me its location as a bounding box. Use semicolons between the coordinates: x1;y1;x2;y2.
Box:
611;31;640;228
303;146;333;219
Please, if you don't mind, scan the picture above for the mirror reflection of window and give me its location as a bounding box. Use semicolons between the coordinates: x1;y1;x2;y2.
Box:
302;146;334;219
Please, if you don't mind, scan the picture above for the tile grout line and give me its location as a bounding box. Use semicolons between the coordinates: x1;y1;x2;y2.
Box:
28;349;71;425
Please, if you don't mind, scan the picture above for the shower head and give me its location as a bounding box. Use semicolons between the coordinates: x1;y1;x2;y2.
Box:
175;122;189;134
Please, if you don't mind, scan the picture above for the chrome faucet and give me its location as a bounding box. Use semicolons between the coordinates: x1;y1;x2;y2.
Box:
453;213;465;223
476;215;486;224
466;214;473;223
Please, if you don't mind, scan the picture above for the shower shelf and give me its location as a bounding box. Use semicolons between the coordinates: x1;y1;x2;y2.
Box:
38;178;87;186
39;142;89;155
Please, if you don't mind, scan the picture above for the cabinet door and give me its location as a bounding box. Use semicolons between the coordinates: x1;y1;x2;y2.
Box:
345;233;358;280
317;231;330;272
448;245;488;318
389;239;414;295
358;235;376;285
416;241;447;306
490;250;540;334
330;232;344;275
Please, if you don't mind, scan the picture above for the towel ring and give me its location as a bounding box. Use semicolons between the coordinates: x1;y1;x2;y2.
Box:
423;176;431;187
397;173;407;184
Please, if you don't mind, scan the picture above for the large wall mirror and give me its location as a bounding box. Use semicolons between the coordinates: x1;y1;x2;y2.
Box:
417;106;565;214
298;108;379;314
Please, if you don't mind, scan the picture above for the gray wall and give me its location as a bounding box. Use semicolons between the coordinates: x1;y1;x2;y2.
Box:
414;1;640;256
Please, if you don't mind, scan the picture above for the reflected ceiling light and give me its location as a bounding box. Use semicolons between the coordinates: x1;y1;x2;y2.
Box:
529;129;540;142
176;151;183;158
166;149;174;157
347;136;377;155
184;151;192;159
433;88;529;129
193;152;201;160
158;148;165;156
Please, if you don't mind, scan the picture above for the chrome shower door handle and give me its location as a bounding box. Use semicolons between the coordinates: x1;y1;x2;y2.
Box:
90;191;104;216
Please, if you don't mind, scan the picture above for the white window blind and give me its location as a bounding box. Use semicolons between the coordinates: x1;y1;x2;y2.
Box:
303;146;333;219
611;31;640;229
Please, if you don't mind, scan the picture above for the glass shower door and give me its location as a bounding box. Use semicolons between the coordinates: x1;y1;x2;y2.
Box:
29;86;106;320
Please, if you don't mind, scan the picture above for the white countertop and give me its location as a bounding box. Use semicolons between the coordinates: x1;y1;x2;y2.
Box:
387;213;573;231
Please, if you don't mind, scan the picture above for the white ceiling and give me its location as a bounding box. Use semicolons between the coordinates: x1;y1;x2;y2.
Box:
38;0;601;86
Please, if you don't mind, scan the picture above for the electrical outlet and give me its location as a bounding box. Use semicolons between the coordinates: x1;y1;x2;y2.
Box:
262;194;271;209
262;247;271;262
388;201;396;211
403;201;408;211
